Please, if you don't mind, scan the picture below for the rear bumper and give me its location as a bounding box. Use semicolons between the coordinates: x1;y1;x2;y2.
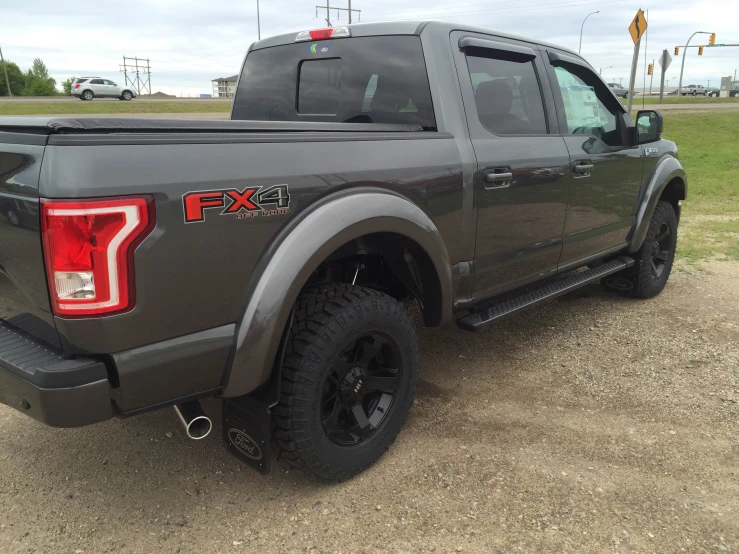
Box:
0;321;113;427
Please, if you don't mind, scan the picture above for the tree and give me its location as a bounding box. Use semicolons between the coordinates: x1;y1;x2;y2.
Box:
61;76;77;95
22;58;57;96
0;60;25;96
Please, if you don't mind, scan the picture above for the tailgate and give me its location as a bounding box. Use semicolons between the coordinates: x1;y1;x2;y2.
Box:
0;128;61;350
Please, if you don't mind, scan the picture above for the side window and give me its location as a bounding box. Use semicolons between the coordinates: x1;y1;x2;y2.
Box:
466;53;547;135
551;64;625;147
104;80;116;86
90;79;103;85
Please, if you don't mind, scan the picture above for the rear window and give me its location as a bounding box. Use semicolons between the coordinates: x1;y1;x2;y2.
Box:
232;36;436;130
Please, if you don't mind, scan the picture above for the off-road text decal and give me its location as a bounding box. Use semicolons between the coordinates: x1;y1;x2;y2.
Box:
183;185;290;223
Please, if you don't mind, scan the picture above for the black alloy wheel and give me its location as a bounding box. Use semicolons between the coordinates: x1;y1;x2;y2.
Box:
274;284;419;481
650;222;671;281
321;333;402;446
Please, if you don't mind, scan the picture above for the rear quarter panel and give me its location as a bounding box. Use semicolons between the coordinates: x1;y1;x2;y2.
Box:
40;134;464;354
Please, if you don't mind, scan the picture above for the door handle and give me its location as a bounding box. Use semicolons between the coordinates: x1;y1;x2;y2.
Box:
484;171;513;188
573;163;594;174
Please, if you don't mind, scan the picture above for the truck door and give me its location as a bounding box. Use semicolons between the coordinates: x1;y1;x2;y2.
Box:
542;49;644;269
451;32;570;300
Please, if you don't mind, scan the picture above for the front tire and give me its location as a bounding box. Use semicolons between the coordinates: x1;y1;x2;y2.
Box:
603;201;678;298
273;284;419;481
122;90;133;101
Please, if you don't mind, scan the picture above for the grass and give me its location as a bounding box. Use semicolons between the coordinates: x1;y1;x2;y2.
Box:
661;111;739;262
0;101;230;116
620;96;739;105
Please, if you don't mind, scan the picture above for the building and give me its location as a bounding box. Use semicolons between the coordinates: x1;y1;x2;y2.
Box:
212;75;239;98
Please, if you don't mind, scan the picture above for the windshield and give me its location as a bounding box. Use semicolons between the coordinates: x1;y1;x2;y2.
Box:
231;35;436;130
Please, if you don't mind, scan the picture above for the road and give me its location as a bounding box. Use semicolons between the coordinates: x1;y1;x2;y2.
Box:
0;96;230;103
1;260;737;553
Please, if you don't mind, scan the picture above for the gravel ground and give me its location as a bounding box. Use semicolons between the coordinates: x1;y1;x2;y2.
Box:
1;261;737;554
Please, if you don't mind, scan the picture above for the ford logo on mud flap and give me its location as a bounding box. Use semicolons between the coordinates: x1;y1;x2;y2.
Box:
228;428;262;460
604;276;634;291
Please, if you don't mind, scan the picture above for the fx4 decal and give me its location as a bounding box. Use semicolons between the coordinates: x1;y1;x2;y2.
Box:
183;185;290;223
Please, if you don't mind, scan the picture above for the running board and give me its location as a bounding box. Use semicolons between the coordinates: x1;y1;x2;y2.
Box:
456;257;634;332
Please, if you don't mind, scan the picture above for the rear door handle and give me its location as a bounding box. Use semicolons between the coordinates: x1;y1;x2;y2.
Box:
484;171;513;189
573;163;594;174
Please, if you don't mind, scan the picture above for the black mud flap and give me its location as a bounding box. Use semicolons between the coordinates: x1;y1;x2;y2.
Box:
223;396;271;474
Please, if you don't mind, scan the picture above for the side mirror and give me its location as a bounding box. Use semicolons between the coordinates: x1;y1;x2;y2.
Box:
635;109;663;144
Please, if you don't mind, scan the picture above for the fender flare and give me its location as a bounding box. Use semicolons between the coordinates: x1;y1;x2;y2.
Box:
223;189;453;398
627;155;687;253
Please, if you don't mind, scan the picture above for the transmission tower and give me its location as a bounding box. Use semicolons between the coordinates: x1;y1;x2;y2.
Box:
315;1;361;26
119;56;152;96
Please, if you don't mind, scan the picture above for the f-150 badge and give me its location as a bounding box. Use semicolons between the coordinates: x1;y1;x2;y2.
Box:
182;185;290;223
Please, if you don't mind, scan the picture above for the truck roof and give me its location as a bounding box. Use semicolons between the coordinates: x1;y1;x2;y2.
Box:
252;20;579;58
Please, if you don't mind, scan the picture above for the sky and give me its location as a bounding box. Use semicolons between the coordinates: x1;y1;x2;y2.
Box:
1;0;738;96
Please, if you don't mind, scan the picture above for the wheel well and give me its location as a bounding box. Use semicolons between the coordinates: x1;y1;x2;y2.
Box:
659;177;686;209
304;232;444;326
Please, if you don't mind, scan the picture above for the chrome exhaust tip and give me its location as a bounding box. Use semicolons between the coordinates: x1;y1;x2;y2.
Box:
174;401;212;440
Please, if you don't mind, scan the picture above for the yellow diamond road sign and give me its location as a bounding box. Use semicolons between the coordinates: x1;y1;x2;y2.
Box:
629;9;647;44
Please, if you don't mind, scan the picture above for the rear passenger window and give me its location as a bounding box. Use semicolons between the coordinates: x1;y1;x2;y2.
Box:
466;55;547;135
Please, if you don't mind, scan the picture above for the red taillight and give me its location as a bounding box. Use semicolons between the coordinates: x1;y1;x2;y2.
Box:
74;83;80;89
41;196;154;317
295;27;350;42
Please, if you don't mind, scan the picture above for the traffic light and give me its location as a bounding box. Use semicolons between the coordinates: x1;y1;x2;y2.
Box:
674;46;680;56
647;63;653;76
698;46;704;56
709;33;716;46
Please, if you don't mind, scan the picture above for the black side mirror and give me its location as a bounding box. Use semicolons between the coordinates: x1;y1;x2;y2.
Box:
635;109;663;144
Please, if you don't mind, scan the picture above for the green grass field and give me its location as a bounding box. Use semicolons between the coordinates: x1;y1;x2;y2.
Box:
662;111;739;262
0;101;230;116
621;96;739;105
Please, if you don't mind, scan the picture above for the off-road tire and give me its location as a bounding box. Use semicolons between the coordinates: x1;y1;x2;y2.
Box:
273;284;419;481
603;200;678;298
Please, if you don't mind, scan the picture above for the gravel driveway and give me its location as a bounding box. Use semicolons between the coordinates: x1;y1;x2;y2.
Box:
1;262;737;553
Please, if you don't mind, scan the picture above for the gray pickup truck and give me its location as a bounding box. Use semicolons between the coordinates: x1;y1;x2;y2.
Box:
0;21;686;481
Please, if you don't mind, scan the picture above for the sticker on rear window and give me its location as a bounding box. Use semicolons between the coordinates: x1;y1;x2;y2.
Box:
182;184;290;223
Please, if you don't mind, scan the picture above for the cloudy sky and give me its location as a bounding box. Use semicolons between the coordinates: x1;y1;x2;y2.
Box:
2;0;737;95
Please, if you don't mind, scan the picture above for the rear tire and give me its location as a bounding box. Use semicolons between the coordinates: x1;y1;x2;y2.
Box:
81;90;94;101
603;201;678;298
273;284;419;481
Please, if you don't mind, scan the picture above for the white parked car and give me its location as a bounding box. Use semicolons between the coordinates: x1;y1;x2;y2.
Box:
72;77;137;101
679;84;707;96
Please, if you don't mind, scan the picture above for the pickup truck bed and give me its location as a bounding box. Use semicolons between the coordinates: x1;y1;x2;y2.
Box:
0;20;686;481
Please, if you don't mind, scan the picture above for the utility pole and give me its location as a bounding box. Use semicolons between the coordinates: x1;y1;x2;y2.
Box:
257;0;261;40
0;45;11;97
315;1;360;26
677;31;712;95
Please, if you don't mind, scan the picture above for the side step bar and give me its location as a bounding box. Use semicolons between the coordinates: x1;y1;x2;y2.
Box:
456;257;634;332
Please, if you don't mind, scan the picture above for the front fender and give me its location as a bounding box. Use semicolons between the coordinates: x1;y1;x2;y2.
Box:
223;189;453;398
627;155;687;253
